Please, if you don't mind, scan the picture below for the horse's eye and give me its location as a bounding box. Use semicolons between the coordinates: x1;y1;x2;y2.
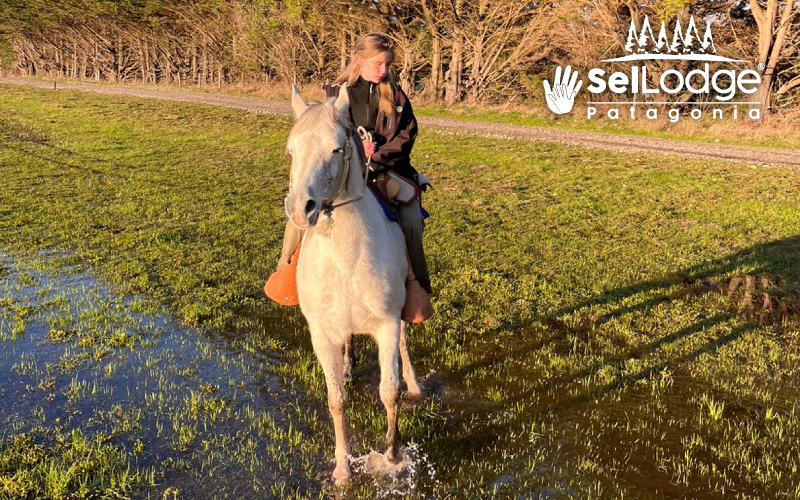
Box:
332;148;343;154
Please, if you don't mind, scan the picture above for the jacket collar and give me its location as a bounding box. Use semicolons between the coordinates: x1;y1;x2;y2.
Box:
353;76;377;92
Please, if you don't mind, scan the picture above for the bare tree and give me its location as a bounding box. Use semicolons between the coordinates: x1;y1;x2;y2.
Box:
1;0;797;109
462;1;554;103
748;0;799;109
419;0;447;100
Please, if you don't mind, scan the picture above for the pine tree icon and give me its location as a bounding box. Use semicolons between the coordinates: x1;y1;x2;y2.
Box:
700;22;716;53
655;21;670;52
625;15;715;55
625;18;637;53
637;17;655;53
671;17;701;53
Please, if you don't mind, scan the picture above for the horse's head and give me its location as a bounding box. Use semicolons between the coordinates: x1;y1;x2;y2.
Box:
284;84;352;229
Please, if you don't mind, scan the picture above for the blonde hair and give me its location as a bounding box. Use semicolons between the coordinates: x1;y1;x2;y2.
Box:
335;33;398;118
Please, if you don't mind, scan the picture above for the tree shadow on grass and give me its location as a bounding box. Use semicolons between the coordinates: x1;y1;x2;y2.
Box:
434;236;800;395
553;235;800;326
426;235;800;467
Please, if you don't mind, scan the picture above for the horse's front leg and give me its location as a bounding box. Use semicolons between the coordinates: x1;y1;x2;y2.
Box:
310;329;350;481
376;320;402;463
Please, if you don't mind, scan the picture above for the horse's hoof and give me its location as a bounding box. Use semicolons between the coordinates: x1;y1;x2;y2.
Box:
408;388;426;401
403;388;427;407
385;448;401;465
332;464;351;483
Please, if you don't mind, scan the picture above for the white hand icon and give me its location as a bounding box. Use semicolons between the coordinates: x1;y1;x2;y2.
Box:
543;66;583;114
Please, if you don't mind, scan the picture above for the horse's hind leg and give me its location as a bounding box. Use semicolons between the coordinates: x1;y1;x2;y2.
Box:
400;322;425;399
376;320;402;463
342;335;354;383
310;330;350;481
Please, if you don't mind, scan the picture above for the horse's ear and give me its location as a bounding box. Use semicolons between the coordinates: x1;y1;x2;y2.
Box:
291;85;308;119
334;83;350;121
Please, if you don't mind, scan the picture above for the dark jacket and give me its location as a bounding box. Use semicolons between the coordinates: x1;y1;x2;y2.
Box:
323;78;419;183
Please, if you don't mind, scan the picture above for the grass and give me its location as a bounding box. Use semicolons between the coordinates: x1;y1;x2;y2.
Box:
0;426;144;499
0;250;337;498
2;83;800;498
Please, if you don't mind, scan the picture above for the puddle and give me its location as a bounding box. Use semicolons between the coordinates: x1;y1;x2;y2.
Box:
0;249;577;499
350;444;439;498
0;251;331;498
4;249;797;499
0;250;465;499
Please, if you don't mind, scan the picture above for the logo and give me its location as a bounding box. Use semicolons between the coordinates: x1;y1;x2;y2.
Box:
543;66;582;115
543;15;761;122
611;16;741;62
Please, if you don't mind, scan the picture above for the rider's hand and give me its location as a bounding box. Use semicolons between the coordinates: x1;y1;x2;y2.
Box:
362;139;376;158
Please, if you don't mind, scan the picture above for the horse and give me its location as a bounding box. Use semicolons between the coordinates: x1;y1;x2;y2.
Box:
284;83;425;482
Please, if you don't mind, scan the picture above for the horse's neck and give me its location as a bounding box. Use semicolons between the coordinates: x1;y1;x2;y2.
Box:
343;134;367;199
320;136;386;246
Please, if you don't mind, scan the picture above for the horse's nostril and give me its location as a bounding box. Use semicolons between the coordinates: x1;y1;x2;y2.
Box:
304;199;317;216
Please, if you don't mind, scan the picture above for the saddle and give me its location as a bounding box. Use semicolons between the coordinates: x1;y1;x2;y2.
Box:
374;171;419;207
368;171;432;222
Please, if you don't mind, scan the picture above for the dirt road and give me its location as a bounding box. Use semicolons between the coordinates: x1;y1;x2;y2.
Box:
3;77;798;167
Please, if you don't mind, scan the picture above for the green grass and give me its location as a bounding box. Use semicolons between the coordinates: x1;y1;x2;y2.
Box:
0;427;144;499
0;249;338;498
2;83;800;498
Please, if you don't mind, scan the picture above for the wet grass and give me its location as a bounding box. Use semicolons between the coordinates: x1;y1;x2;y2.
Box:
0;252;338;498
2;83;800;498
0;426;142;499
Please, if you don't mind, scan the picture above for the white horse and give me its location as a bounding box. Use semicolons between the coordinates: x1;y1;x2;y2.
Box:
285;83;425;482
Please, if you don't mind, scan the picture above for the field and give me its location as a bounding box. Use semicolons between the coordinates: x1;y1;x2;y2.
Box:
2;83;800;499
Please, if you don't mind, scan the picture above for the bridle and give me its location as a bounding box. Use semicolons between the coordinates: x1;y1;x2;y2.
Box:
319;125;371;217
287;124;372;231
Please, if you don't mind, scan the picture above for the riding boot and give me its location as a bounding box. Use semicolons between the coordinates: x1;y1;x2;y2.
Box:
402;253;434;323
396;199;432;295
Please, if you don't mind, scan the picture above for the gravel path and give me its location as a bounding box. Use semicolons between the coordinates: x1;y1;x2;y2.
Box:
3;77;798;167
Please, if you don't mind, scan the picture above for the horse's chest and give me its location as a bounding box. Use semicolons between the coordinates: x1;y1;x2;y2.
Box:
296;254;400;330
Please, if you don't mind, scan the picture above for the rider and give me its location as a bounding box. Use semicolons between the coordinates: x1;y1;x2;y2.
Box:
272;32;433;321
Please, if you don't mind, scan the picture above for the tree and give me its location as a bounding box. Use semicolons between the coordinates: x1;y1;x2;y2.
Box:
747;0;799;110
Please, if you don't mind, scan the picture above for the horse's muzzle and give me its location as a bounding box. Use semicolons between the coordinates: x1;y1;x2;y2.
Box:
285;194;320;228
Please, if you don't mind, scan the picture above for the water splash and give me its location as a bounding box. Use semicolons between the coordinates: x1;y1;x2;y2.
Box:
350;443;439;498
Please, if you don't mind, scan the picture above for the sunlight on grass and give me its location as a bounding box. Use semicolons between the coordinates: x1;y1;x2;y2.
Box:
2;83;800;498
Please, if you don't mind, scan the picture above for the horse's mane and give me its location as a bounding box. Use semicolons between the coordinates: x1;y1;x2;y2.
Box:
290;100;343;139
289;99;366;163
